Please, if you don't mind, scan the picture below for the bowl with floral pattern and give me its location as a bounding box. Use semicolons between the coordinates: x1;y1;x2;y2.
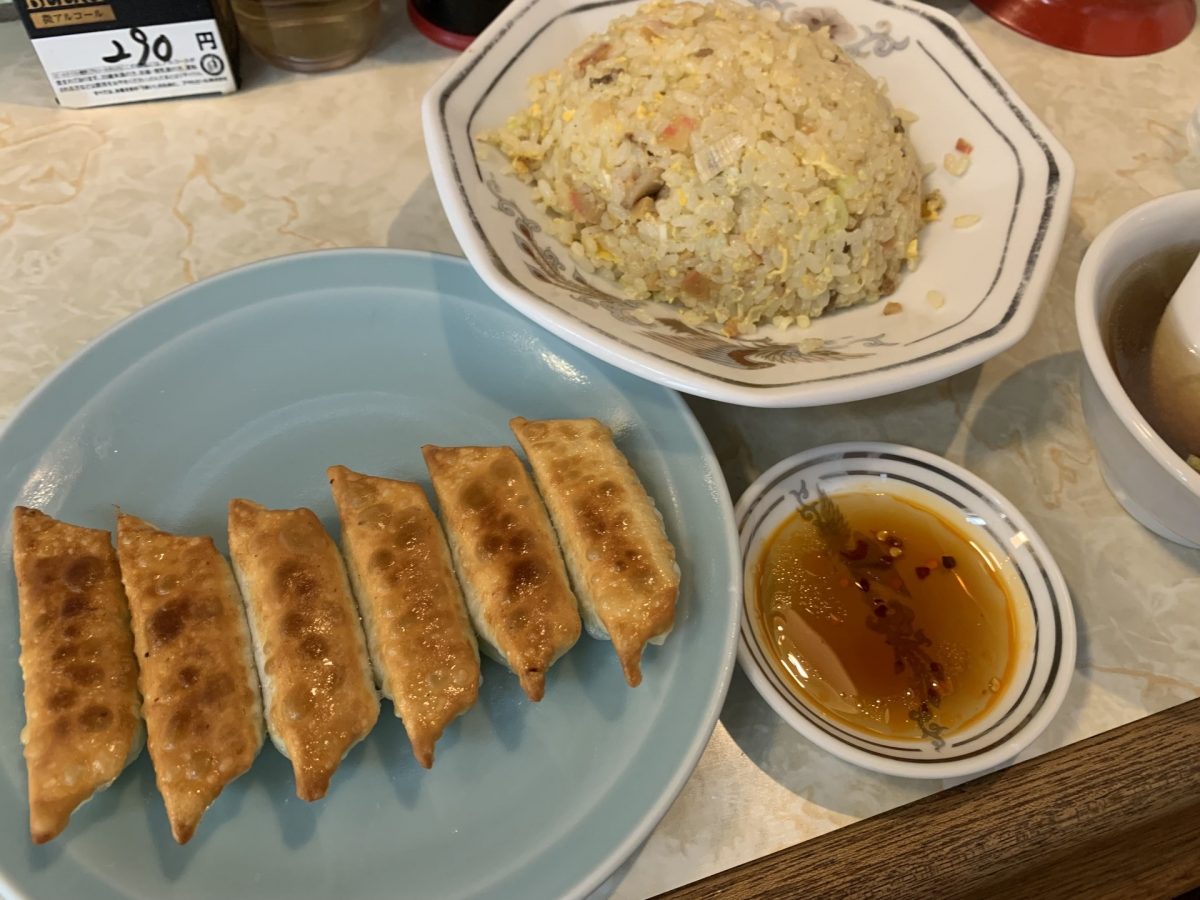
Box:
423;0;1074;407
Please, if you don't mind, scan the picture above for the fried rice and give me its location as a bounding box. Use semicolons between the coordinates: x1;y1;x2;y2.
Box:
478;0;924;332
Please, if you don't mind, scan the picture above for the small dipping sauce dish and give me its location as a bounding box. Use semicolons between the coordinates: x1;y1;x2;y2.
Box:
735;443;1076;779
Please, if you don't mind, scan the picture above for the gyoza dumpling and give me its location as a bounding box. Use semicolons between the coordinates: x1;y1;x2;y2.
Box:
116;513;264;843
12;507;143;843
510;418;679;686
422;445;581;701
328;466;480;768
227;499;378;801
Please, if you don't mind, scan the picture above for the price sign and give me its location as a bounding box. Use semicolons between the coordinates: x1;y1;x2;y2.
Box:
15;2;237;108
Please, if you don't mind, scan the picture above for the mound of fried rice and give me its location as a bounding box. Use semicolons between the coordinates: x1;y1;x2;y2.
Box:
479;0;924;332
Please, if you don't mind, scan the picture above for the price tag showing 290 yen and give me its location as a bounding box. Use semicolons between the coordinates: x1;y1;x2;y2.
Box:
16;2;237;109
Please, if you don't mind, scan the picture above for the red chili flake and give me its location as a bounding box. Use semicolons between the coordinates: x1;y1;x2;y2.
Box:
915;566;931;580
930;661;944;676
874;605;888;617
854;577;870;592
956;137;974;155
942;555;957;569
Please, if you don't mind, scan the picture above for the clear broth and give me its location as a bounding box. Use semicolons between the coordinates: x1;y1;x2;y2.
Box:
1105;242;1200;460
754;490;1017;742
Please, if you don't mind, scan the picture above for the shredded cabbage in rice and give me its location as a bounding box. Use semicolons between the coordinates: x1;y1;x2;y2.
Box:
478;0;924;329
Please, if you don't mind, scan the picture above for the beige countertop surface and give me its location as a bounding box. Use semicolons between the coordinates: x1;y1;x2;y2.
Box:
1;3;1198;897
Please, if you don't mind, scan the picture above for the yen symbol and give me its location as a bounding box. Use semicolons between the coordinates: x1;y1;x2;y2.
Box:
200;54;225;76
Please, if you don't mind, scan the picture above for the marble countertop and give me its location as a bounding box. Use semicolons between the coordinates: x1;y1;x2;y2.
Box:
2;3;1198;897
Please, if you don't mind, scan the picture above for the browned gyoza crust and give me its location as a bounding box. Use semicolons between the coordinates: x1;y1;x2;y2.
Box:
328;466;480;768
12;507;143;844
422;445;581;701
227;499;378;801
116;513;264;843
510;418;679;686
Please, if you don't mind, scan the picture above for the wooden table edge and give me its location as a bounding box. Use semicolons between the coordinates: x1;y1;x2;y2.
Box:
657;697;1200;899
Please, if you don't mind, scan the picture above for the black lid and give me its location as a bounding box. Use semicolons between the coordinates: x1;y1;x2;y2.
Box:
408;0;512;39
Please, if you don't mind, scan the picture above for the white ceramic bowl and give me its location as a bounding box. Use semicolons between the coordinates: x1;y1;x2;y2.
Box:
734;443;1076;779
423;0;1075;407
1075;190;1200;548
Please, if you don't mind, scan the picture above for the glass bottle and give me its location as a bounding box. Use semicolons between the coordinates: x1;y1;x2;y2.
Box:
232;0;381;72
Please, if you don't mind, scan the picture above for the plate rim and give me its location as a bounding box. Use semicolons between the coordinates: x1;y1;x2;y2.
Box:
0;248;742;900
422;0;1077;408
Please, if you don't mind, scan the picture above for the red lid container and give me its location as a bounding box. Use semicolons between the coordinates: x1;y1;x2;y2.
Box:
972;0;1196;57
408;0;513;51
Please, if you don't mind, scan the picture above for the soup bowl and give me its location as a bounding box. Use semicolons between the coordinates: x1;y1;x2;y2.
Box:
1075;190;1200;548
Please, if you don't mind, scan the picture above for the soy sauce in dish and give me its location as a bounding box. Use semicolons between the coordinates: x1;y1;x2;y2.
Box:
1105;242;1200;463
754;489;1017;742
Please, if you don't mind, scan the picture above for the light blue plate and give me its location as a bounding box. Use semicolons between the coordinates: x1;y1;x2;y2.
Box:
0;251;739;900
